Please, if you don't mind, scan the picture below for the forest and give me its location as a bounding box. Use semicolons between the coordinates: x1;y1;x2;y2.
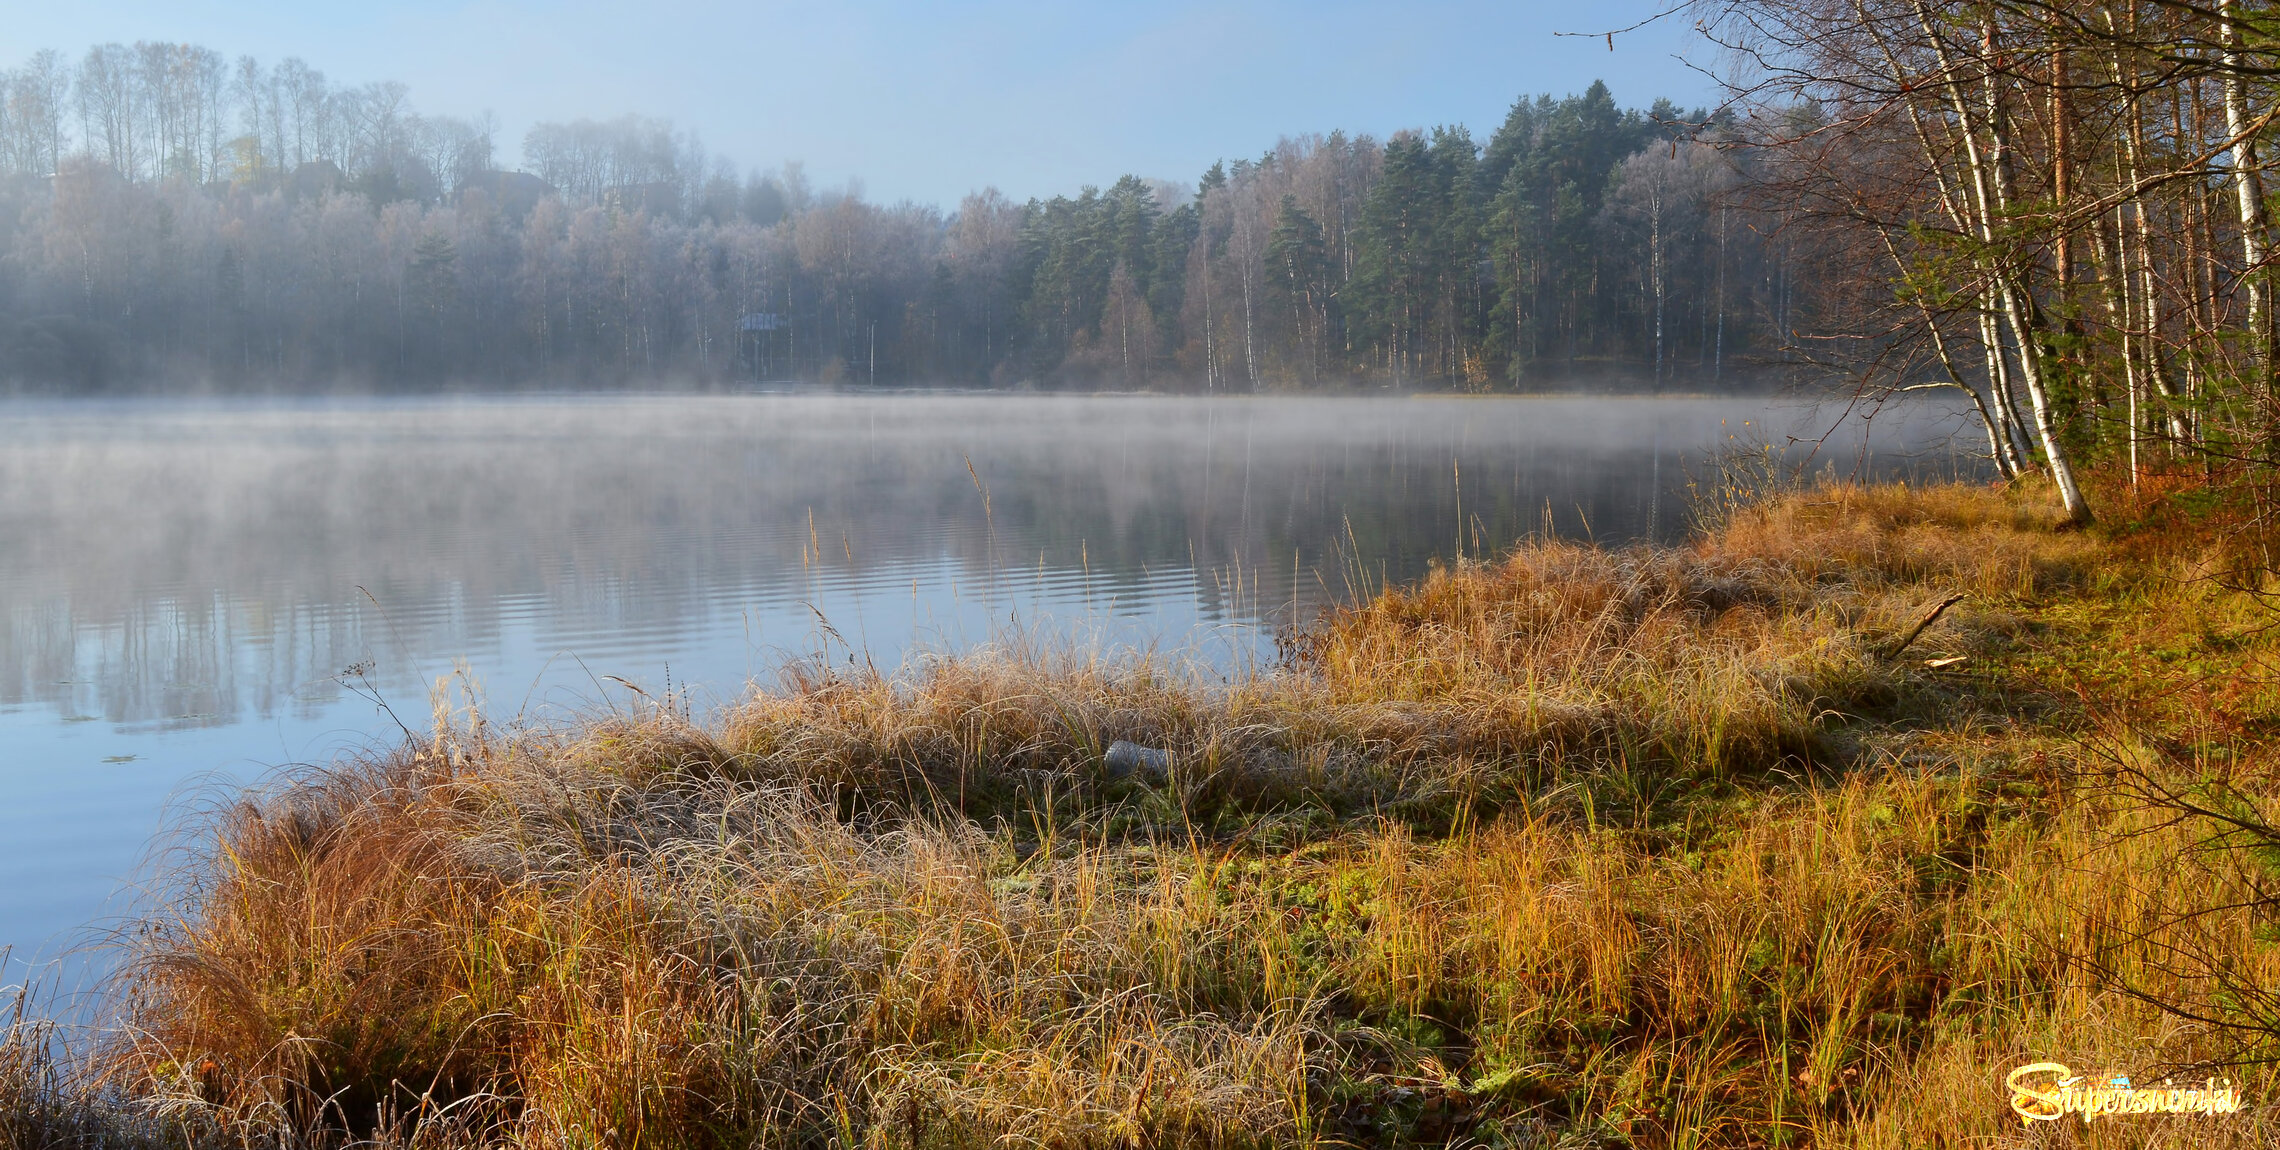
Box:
0;42;1774;391
6;0;2277;520
1694;0;2280;524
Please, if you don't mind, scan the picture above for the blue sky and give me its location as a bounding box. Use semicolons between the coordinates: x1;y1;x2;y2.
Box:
4;1;1723;206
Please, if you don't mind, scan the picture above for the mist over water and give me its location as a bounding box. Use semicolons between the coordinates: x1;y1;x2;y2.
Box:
0;391;1975;969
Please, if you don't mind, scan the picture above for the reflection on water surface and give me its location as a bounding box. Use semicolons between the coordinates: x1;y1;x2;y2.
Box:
0;391;1972;964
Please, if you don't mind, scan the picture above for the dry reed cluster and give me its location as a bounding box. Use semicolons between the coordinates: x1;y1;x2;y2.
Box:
12;479;2280;1149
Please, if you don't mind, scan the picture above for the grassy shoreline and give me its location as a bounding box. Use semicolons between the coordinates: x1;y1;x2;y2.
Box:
11;476;2280;1148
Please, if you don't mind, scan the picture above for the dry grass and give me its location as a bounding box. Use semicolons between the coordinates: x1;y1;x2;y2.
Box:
113;745;1326;1148
11;477;2280;1148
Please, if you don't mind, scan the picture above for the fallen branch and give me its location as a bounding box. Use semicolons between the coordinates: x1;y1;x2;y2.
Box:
1888;594;1966;659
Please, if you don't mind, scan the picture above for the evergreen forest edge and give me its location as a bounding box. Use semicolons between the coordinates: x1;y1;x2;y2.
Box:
0;46;1767;393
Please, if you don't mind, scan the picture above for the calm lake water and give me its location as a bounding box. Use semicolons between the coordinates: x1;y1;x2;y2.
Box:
0;391;1975;971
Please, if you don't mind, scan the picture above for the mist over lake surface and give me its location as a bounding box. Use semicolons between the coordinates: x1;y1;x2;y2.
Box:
0;391;1972;968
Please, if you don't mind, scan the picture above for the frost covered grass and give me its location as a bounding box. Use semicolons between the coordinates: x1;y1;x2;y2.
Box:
16;476;2280;1147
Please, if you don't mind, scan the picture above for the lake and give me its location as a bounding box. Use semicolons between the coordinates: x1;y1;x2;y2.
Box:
0;391;1975;972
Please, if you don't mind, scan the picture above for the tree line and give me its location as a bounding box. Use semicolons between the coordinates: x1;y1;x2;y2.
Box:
0;42;1803;391
1698;0;2280;524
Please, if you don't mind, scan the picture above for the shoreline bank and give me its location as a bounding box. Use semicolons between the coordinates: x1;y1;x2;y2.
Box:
9;475;2277;1148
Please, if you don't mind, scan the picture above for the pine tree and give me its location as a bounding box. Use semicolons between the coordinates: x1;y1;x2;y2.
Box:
1266;195;1328;382
1353;133;1437;383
